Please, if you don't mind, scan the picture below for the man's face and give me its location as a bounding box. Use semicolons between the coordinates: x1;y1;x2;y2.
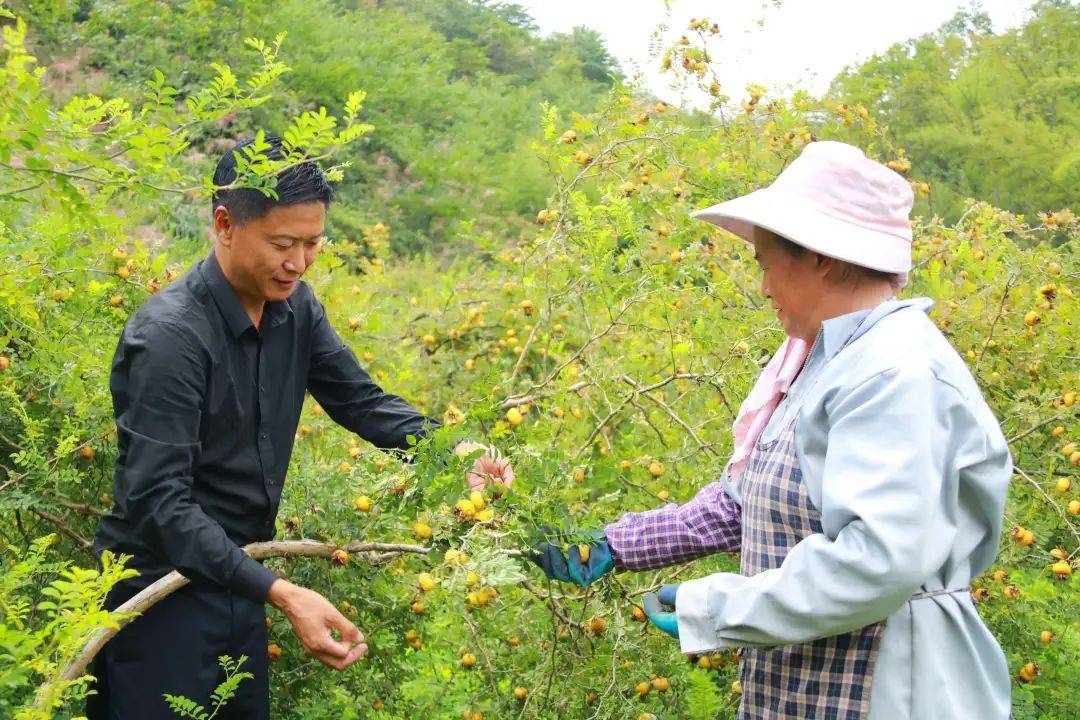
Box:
215;202;326;303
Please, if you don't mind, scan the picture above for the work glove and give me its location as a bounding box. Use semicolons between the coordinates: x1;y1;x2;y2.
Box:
642;583;681;638
528;529;614;586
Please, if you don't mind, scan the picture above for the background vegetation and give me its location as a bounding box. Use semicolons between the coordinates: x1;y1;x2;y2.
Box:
1;1;1076;718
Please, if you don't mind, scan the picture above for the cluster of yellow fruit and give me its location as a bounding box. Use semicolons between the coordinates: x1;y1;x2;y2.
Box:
455;490;495;524
632;675;671;698
1009;525;1036;546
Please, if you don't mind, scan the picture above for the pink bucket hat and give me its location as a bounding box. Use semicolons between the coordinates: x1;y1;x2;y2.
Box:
690;141;914;273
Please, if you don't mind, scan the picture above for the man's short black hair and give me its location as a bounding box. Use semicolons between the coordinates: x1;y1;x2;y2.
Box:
211;134;333;226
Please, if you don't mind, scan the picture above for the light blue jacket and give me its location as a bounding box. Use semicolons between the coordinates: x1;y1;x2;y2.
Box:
675;297;1013;719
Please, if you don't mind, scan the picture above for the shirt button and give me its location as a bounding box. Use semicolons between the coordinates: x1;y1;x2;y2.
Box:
260;432;269;440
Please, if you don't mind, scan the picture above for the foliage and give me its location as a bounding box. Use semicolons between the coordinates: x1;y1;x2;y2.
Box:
164;655;254;720
0;3;1077;720
0;535;138;719
829;0;1080;223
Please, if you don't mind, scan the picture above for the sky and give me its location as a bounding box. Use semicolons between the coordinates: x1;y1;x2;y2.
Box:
515;0;1035;106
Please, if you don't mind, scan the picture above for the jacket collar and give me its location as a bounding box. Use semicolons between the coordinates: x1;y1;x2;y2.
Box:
820;296;934;362
199;249;293;338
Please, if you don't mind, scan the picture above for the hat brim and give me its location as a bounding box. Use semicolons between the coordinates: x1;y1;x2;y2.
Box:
690;189;912;274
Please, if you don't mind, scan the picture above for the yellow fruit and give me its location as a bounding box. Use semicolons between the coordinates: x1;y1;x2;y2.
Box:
697;656;711;669
731;680;742;695
1071;451;1080;466
648;461;665;478
1017;661;1039;683
79;445;95;461
465;571;481;588
657;490;670;501
0;355;9;372
652;677;670;692
1063;442;1078;457
418;573;437;591
339;461;351;473
536;209;551;224
353;495;372;512
588;617;607;636
1051;561;1071;579
411;601;425;614
1056;478;1072;493
573;150;593;165
1003;584;1021;599
475;508;494;523
1040;630;1054;644
267;643;282;661
506;407;524;426
971;587;991;602
1051;426;1065;437
513;687;528;701
444;549;467;566
108;295;124;307
559;130;577;144
1050;547;1067;561
461;653;477;668
330;549;349;566
991;570;1008;583
455;499;477;519
508;636;520;647
1023;310;1041;326
572;467;586;483
1063;391;1076;407
634;681;650;698
631;605;647;622
422;334;436;345
111;247;128;261
1069;500;1080;516
469;491;486;511
348;317;361;330
413;522;433;540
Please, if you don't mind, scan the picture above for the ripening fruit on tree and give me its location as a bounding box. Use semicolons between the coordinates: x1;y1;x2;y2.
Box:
1051;561;1071;579
588;617;607;636
0;355;9;372
461;653;477;669
649;461;665;478
330;549;349;566
417;573;437;591
1040;631;1054;644
558;130;577;144
353;495;372;512
413;522;433;540
1017;662;1039;683
1056;478;1072;493
513;687;528;702
634;681;650;698
79;445;95;461
652;677;670;692
267;643;282;662
1069;500;1080;516
506;407;523;426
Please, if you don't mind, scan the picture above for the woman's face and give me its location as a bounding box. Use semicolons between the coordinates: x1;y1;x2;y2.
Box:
751;227;826;341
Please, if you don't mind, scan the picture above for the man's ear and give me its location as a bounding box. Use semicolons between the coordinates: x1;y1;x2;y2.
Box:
213;205;235;246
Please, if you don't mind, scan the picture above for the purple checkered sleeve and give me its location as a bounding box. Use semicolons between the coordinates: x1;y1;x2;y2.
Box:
604;481;742;571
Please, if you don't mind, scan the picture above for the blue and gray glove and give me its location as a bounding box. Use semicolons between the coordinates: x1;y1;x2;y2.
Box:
529;530;615;586
642;583;681;638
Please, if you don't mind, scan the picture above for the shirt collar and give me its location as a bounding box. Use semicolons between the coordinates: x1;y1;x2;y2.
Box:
199;249;293;338
819;296;935;361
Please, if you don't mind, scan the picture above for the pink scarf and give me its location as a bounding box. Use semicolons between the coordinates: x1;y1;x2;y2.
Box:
725;336;810;484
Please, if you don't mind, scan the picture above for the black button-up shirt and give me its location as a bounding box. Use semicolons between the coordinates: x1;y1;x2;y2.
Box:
93;248;439;602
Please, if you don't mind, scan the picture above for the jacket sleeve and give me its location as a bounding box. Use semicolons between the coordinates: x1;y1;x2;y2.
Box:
306;295;440;453
675;366;962;654
118;321;278;602
604;471;741;571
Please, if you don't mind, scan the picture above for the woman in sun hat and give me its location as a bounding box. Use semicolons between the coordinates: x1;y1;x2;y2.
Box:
530;141;1013;719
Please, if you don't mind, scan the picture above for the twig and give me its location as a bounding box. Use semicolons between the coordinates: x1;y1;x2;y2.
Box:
51;539;429;685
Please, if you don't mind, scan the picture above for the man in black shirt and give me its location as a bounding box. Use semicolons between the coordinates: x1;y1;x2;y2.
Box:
87;136;512;718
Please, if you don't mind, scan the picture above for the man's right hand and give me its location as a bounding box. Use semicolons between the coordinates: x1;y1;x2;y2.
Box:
267;579;366;670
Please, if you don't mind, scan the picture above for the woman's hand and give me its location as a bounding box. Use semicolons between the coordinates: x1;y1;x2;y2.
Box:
528;531;614;586
642;583;681;638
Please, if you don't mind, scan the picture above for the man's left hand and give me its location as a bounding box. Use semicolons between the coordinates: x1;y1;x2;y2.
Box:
455;441;515;492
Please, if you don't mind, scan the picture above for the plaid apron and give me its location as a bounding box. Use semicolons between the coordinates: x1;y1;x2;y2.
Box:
736;416;884;720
